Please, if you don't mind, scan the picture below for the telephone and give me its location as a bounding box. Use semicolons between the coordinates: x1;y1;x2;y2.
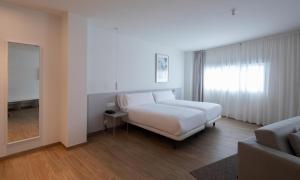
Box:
105;110;116;114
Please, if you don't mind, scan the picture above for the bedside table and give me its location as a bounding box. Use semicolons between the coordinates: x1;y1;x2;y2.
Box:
103;111;128;136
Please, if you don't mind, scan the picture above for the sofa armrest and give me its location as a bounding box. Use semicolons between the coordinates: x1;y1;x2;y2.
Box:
238;138;300;180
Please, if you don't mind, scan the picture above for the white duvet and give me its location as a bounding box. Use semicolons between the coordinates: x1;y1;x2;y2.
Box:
127;103;206;136
157;100;222;121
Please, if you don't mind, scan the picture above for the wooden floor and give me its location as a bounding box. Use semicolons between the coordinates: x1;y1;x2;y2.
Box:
0;118;258;180
8;107;39;143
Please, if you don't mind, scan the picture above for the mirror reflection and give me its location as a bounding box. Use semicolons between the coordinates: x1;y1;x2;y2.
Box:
7;42;40;143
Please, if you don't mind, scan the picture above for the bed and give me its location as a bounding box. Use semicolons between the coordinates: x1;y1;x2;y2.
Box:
152;90;222;126
117;92;207;141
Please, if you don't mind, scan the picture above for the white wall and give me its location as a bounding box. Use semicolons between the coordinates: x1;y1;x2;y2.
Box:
184;52;194;100
0;2;184;155
0;3;89;154
0;3;63;156
8;43;40;102
62;13;87;147
0;40;7;156
87;25;185;95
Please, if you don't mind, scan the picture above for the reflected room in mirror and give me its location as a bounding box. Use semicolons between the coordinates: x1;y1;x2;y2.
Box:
7;42;40;143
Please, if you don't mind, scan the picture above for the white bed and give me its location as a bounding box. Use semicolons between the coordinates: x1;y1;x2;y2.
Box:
153;91;222;126
117;92;207;141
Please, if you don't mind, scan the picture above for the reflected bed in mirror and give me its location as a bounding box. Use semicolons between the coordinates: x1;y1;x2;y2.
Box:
7;42;40;143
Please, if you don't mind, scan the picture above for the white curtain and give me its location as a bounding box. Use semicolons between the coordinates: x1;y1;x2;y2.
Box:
204;31;300;125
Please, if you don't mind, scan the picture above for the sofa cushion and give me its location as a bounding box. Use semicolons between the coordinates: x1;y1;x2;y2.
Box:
255;116;300;154
288;131;300;157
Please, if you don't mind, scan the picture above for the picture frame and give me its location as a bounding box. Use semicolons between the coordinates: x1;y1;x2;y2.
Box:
155;53;169;83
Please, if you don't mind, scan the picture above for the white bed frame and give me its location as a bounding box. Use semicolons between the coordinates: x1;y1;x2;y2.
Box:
206;115;221;127
126;116;221;142
128;120;205;141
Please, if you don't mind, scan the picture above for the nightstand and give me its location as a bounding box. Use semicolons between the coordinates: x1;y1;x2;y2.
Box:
103;111;128;136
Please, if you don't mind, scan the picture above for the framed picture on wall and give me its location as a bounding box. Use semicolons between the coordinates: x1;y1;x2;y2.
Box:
155;53;169;83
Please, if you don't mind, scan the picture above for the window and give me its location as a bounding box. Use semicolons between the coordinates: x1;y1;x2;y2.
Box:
204;64;265;93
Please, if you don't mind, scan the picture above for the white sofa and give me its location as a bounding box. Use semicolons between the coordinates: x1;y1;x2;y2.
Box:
238;116;300;180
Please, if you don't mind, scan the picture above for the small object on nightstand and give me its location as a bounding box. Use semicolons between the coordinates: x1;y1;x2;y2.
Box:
103;111;128;136
105;110;116;114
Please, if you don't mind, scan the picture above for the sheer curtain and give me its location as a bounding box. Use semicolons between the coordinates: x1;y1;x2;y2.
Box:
204;31;300;125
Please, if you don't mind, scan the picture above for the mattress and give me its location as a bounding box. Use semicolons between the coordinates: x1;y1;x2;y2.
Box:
158;100;222;121
127;103;206;136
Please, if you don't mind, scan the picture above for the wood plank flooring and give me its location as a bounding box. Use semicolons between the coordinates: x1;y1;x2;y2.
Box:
0;118;258;180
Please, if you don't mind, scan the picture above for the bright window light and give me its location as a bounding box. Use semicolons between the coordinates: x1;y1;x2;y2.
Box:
204;64;265;93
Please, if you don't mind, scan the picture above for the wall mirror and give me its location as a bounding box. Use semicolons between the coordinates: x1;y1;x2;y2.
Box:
7;42;40;143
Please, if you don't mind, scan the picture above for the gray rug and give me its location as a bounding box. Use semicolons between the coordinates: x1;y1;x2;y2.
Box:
191;154;237;180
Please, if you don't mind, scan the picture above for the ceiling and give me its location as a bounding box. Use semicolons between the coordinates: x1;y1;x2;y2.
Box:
4;0;300;51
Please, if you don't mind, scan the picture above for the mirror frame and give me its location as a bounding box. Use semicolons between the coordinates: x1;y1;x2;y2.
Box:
5;41;42;145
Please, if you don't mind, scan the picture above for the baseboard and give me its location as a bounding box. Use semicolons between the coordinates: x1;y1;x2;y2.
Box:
87;123;125;137
63;142;88;150
0;142;63;161
0;140;90;160
87;130;104;137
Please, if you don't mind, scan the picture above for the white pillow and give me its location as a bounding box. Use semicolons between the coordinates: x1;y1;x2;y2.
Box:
125;92;155;107
153;90;176;102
